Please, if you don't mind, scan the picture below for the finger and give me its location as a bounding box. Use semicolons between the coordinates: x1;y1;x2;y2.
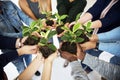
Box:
69;22;75;27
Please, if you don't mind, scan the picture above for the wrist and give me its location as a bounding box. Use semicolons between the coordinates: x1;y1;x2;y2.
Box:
16;38;22;48
17;48;22;56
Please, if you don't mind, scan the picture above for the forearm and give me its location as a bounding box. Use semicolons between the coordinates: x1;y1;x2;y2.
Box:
91;20;102;28
82;53;120;80
18;54;43;80
41;60;53;80
77;12;93;24
18;0;37;20
47;0;52;12
70;61;89;80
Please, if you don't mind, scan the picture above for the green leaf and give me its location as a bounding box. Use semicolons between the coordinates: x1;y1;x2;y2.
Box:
61;33;71;41
22;28;31;36
76;37;84;43
30;20;38;28
39;38;47;45
61;26;70;31
73;23;81;33
47;30;57;39
60;15;68;20
86;21;91;28
22;26;29;30
75;13;81;21
48;44;57;51
40;32;46;37
74;29;83;37
45;30;51;39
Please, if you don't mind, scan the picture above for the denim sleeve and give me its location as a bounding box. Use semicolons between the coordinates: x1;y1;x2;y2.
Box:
70;61;89;80
82;53;120;80
98;27;120;42
1;32;22;38
12;2;33;25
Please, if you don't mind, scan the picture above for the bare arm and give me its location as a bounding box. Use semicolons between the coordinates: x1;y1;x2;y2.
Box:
18;53;44;80
41;51;58;80
47;0;52;12
18;0;37;20
78;13;102;29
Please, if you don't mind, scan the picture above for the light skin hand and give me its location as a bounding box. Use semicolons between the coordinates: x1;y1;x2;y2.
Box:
17;45;38;56
80;41;97;51
89;34;98;42
45;50;58;63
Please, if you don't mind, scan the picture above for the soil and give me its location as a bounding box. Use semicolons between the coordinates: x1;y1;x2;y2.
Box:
56;25;64;35
60;42;77;55
46;19;54;26
23;36;40;45
39;45;55;58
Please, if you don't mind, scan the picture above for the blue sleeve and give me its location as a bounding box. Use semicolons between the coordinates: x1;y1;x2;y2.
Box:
1;32;22;38
0;35;17;49
98;27;120;42
11;1;33;26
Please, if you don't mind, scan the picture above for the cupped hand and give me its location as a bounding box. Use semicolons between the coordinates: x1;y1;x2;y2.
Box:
17;45;38;56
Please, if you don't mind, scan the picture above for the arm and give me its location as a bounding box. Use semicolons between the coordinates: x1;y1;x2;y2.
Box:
18;53;44;80
56;0;67;16
66;0;87;23
90;27;120;42
1;31;22;38
18;0;37;20
0;35;17;49
82;53;120;80
47;0;52;12
41;51;58;80
0;45;37;69
70;61;89;80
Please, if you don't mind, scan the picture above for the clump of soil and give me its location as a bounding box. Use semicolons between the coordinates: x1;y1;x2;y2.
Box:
60;42;77;55
56;25;64;35
46;19;54;26
23;36;40;45
39;45;55;58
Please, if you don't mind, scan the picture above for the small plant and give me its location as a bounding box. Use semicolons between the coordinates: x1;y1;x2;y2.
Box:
22;19;57;58
22;19;43;45
38;29;57;58
54;13;68;35
60;21;92;54
42;11;55;27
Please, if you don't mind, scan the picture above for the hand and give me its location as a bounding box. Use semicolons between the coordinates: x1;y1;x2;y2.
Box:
59;49;77;62
76;44;85;60
69;21;76;28
45;50;58;63
80;41;97;51
89;34;98;42
17;45;38;56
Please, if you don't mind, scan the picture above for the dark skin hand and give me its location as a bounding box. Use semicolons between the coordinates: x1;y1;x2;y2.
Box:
59;44;85;62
